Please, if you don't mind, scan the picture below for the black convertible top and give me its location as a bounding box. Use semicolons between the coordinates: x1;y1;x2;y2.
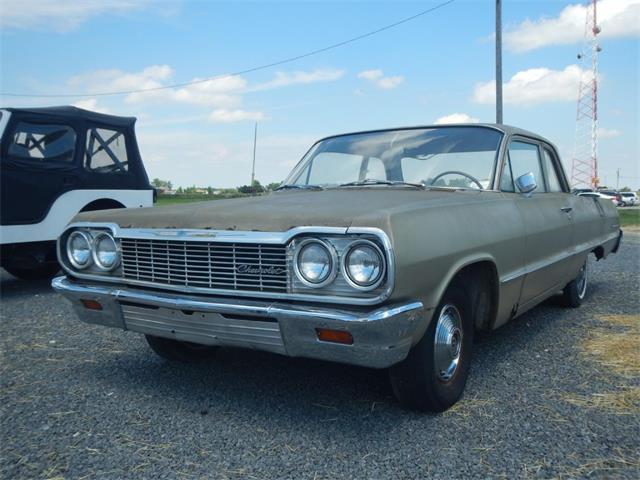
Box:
4;106;136;128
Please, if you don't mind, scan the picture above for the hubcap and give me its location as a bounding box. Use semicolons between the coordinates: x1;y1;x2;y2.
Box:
577;260;588;299
434;304;463;382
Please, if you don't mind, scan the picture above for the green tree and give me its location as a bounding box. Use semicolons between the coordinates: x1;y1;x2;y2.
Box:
266;182;281;191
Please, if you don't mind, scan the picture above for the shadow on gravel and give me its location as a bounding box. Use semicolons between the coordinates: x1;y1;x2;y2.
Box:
71;292;584;428
0;272;56;299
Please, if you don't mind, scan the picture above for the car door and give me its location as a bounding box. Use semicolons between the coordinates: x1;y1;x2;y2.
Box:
500;137;574;308
541;145;602;274
0;117;80;225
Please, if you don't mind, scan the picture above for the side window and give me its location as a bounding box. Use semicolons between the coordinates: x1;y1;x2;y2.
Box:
7;122;76;163
506;140;547;193
85;128;129;173
542;148;564;192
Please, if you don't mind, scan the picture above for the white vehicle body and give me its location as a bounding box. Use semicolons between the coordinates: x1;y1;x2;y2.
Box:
578;191;619;206
0;189;152;245
619;192;639;206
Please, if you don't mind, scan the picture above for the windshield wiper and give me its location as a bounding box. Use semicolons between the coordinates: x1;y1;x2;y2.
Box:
339;179;425;189
275;184;324;191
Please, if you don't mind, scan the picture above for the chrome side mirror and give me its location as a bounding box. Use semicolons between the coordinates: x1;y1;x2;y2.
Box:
516;172;537;197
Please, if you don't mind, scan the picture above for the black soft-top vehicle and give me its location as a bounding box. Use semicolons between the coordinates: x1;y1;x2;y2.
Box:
0;106;154;279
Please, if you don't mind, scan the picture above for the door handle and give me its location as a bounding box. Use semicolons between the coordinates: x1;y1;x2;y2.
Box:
560;206;573;213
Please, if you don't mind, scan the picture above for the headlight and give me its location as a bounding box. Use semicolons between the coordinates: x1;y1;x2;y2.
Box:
91;232;120;270
294;239;337;287
343;241;385;290
66;231;93;269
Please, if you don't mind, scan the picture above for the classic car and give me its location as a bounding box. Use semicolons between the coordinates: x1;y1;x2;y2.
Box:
52;124;622;412
0;106;154;280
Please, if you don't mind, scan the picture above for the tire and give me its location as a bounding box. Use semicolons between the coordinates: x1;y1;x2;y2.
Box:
389;282;474;412
4;262;60;281
560;259;588;308
145;335;218;363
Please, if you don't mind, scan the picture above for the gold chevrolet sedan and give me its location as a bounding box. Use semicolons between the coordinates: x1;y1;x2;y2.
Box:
52;124;622;412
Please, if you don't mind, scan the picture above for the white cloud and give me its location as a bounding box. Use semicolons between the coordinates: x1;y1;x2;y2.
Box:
1;0;149;32
210;109;266;123
358;69;405;89
505;0;640;53
358;70;384;81
65;66;343;109
250;69;345;91
598;127;622;138
473;65;587;106
71;98;109;114
434;113;480;125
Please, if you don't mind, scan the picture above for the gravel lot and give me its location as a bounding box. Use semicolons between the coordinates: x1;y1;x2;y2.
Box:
1;234;638;479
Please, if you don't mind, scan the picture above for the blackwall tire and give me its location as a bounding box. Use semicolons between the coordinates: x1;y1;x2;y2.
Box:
389;283;474;412
561;259;588;308
4;263;60;281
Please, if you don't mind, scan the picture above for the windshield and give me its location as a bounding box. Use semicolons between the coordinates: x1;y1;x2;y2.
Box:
284;127;503;190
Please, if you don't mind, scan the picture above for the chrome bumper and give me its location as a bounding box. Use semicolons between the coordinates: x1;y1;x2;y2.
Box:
52;276;425;368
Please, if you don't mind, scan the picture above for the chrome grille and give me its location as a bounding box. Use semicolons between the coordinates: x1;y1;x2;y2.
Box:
120;238;288;293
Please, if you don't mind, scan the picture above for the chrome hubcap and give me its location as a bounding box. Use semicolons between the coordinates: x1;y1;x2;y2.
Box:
434;304;463;382
577;260;588;299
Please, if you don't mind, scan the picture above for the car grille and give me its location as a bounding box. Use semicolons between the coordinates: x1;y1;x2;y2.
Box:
120;238;289;293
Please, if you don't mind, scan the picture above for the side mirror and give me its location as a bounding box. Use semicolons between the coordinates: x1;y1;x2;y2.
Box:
516;172;537;197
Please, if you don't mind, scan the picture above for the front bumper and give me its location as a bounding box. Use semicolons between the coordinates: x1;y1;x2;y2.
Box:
52;276;425;368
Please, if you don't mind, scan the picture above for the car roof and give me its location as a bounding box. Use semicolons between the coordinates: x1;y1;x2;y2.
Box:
317;123;554;146
3;105;136;128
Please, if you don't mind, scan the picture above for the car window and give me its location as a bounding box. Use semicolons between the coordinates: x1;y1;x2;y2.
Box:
305;152;376;186
85;127;129;173
401;151;494;189
7;122;76;163
541;148;564;192
504;140;547;193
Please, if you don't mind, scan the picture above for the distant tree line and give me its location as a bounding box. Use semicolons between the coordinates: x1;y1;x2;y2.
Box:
152;178;282;196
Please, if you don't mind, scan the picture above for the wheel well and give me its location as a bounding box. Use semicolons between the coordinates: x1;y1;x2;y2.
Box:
592;245;605;260
449;261;499;331
80;199;126;212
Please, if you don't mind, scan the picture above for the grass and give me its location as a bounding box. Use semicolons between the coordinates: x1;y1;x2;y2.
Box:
618;208;640;227
562;314;640;416
155;194;250;206
581;314;640;378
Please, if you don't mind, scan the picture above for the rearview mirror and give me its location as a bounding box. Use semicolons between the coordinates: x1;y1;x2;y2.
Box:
516;172;537;197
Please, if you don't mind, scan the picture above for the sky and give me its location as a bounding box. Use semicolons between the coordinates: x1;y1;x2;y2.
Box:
1;0;639;189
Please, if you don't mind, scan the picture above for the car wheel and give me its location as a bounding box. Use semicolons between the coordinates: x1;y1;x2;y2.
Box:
389;281;474;412
4;262;60;281
560;259;588;308
145;335;219;363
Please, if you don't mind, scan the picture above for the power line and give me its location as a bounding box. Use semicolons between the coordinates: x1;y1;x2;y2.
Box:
2;0;455;99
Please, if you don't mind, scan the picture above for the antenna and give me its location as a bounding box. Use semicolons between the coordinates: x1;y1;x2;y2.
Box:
251;122;258;186
571;0;601;190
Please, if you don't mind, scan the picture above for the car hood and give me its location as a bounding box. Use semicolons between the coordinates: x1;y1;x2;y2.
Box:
73;188;493;233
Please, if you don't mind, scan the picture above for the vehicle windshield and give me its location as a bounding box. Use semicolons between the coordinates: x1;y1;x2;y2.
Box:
284;127;503;190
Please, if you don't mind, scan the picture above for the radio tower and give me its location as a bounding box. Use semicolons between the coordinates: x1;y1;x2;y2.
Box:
571;0;601;190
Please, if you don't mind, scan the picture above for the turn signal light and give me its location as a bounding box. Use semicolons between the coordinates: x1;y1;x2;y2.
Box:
81;299;103;311
316;328;353;345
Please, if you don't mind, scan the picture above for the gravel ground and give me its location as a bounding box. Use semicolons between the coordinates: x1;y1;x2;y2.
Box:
1;234;638;479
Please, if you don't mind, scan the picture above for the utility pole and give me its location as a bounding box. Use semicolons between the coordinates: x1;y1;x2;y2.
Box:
250;122;257;186
495;0;503;124
616;168;620;190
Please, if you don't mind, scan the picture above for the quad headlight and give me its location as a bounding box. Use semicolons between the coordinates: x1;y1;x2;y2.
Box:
342;240;385;290
66;231;93;269
294;239;337;287
64;229;120;272
91;232;120;270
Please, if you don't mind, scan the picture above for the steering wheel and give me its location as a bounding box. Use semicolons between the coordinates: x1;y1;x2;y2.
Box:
429;170;484;189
